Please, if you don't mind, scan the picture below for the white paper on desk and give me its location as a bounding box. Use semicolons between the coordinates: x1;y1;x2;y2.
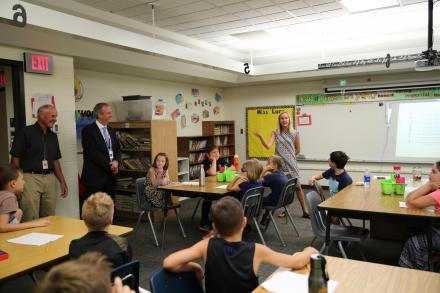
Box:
399;201;435;212
7;232;63;246
181;182;199;186
374;175;391;180
261;271;338;293
216;185;228;189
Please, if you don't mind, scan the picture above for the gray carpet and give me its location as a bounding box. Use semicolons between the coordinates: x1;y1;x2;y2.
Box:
0;190;404;292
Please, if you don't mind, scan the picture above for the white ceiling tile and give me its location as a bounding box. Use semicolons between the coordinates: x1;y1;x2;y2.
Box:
245;16;271;25
256;5;285;15
272;0;295;3
222;3;250;13
280;1;309;10
303;0;334;5
245;0;275;9
313;2;342;12
296;13;322;22
288;7;315;16
149;0;202;11
266;11;292;21
234;10;262;19
157;8;228;26
319;8;347;18
159;1;216;18
206;0;244;6
252;21;281;30
276;17;301;25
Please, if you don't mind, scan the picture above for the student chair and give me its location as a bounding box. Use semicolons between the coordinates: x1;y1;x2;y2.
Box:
262;178;300;247
149;269;204;293
111;260;140;293
241;187;266;246
306;191;369;260
134;177;186;249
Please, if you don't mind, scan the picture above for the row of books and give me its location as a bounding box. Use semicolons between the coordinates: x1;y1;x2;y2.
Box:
120;157;150;171
189;153;206;164
115;177;136;190
189;164;202;179
189;139;208;151
115;194;140;213
116;131;151;150
214;125;233;135
219;148;231;157
214;136;229;146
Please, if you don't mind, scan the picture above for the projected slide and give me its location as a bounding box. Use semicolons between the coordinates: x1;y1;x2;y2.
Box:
396;101;440;158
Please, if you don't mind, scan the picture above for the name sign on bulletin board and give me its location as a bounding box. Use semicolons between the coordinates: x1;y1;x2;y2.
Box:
246;106;295;159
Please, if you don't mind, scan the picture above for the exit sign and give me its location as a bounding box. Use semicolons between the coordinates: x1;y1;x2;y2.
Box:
24;52;53;74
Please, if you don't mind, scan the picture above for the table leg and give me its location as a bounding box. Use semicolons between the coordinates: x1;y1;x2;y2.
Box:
427;219;433;272
325;211;331;255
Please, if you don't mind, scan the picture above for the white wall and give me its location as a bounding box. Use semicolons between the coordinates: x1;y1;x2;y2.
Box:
0;44;79;218
222;75;436;185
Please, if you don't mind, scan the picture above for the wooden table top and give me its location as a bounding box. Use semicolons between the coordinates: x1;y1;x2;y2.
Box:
319;180;440;218
253;256;440;293
160;176;230;197
0;216;133;281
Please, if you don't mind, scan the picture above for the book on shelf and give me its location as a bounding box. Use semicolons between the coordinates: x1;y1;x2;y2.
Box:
214;136;229;146
220;147;230;157
189;153;206;164
189;164;202;179
116;131;151;151
213;125;232;135
121;157;150;171
189;139;208;151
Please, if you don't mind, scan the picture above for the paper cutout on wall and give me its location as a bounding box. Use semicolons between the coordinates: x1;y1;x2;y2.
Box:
205;99;208;105
209;101;212;107
192;88;199;97
185;102;193;110
194;101;197;106
201;102;205;107
198;99;200;104
191;113;200;123
215;93;222;102
213;106;221;115
154;99;166;118
74;77;84;102
175;93;183;104
171;109;180;120
181;115;187;128
202;109;209;118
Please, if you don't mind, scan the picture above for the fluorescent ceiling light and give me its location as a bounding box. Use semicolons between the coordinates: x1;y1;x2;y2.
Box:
340;0;398;13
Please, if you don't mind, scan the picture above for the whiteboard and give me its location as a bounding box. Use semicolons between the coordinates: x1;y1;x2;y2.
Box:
296;99;440;163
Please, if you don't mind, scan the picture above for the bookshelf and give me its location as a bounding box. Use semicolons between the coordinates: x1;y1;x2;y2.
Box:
203;120;235;163
177;157;189;182
109;120;177;217
177;136;209;180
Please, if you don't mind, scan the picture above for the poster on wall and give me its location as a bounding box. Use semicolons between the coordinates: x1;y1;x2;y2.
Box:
75;110;95;154
31;94;55;118
246;105;295;159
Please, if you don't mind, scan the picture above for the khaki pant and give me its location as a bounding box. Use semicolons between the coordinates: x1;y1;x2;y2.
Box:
20;173;57;221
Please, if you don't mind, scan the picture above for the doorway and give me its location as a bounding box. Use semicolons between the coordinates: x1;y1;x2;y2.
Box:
0;59;25;165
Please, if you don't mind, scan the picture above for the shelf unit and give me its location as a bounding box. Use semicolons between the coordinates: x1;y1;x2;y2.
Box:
177;136;209;180
177;157;189;182
109;120;177;217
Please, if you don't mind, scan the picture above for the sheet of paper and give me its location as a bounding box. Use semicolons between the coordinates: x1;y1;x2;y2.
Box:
374;175;390;180
7;232;63;246
399;201;435;212
181;182;199;186
216;185;228;189
261;271;338;293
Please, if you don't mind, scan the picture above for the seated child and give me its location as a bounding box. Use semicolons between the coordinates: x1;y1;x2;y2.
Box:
144;152;171;208
200;146;231;231
69;192;132;267
309;151;353;195
36;252;135;293
259;155;289;226
399;161;440;271
163;196;318;293
0;164;50;232
227;159;263;201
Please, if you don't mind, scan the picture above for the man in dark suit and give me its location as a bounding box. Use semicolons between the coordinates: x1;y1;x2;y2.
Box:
81;103;121;204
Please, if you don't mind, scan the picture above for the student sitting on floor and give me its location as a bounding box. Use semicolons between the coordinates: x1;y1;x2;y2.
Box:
227;159;263;201
36;252;134;293
69;192;132;267
259;155;289;226
0;164;50;232
308;151;353;195
399;161;440;271
163;196;318;293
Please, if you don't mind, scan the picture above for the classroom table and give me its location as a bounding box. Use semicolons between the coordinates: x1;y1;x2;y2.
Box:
0;215;132;282
318;180;440;269
159;176;231;200
253;256;440;293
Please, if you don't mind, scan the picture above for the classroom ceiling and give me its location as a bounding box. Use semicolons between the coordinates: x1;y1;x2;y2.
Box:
71;0;427;53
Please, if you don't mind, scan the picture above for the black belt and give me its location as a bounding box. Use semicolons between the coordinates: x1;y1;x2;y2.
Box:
25;170;54;175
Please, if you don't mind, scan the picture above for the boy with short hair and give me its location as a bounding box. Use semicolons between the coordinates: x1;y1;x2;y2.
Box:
309;151;353;195
0;164;50;232
69;192;132;267
163;196;317;293
36;252;134;293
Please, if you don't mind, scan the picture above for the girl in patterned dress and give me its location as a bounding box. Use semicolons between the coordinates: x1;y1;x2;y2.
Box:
255;112;309;218
144;153;170;208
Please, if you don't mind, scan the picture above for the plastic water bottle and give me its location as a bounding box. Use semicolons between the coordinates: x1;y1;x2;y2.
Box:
363;169;371;188
199;167;205;187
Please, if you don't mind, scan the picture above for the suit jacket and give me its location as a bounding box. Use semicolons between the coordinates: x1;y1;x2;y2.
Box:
81;123;121;188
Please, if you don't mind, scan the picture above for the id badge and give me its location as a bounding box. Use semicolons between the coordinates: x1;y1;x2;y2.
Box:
109;149;114;161
42;160;49;170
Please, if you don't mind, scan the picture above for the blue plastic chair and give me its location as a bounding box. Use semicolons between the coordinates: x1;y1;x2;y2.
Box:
149;269;204;293
111;260;140;293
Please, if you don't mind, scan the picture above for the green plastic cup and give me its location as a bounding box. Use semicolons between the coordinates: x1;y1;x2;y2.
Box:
225;170;236;182
216;172;225;182
380;179;394;195
394;183;405;195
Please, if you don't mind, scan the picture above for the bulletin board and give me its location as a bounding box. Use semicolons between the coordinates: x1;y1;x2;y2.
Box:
246;105;295;159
